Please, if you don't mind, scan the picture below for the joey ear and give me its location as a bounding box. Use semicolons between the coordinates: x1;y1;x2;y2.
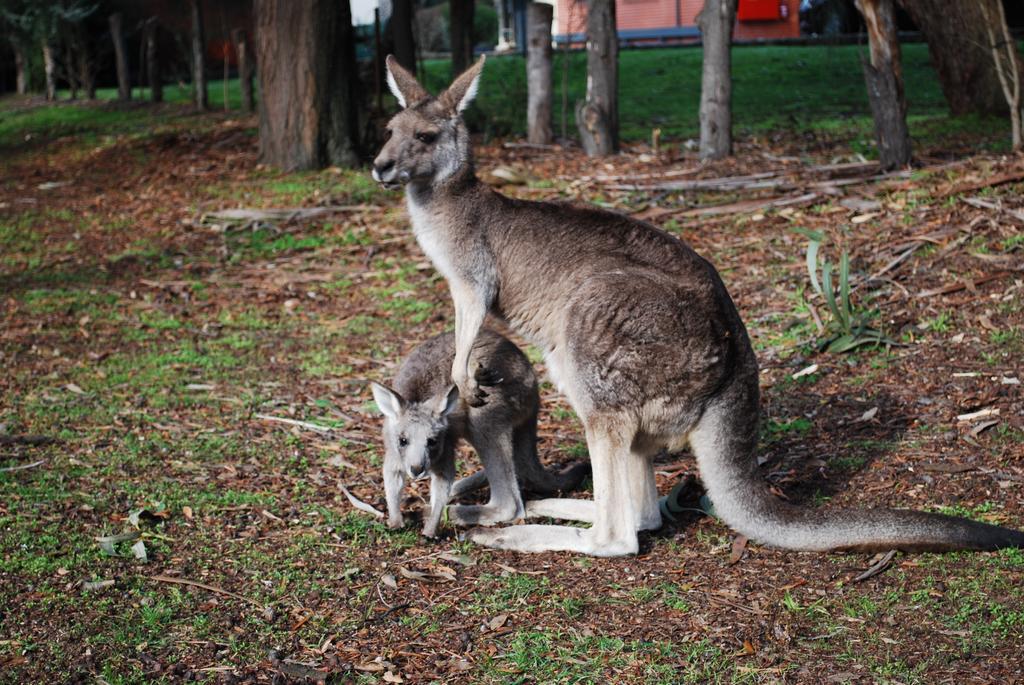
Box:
371;382;405;419
436;385;460;417
438;55;485;115
385;54;429;109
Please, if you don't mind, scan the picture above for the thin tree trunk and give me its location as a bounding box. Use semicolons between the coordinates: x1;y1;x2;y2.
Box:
65;46;79;99
696;0;737;160
78;38;96;99
42;41;57;101
109;13;131;101
255;0;362;170
980;0;1022;149
13;42;27;95
232;28;255;113
855;0;911;169
526;3;553;145
190;0;208;111
450;0;475;77
576;0;618;156
145;17;163;103
897;0;1008;115
391;0;417;74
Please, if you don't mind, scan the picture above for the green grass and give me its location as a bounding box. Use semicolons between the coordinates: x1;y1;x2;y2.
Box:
5;43;1011;152
419;42;1004;145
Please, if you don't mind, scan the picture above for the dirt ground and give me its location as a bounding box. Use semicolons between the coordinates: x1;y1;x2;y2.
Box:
1;102;1023;684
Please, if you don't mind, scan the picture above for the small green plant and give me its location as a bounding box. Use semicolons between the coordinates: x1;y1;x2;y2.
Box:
797;228;893;353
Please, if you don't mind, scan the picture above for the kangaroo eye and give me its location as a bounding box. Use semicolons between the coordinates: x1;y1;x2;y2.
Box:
383;128;392;142
416;131;438;144
426;437;437;447
398;436;408;448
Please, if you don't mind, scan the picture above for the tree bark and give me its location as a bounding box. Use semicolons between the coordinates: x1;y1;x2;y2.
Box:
526;2;553;145
255;0;362;170
42;41;56;101
980;0;1022;149
855;0;911;169
77;37;96;99
391;0;417;74
190;0;208;111
109;13;131;101
696;0;737;160
13;42;27;95
65;46;79;99
232;28;255;113
897;0;1009;115
576;0;618;156
450;0;476;77
144;18;163;103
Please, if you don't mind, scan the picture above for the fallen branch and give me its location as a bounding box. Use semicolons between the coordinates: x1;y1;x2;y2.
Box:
853;550;897;582
961;196;1024;223
944;169;1024;198
340;484;386;519
677;192;819;218
254;414;335;434
917;271;1011;298
149;574;266;608
0;459;46;472
201;206;371;226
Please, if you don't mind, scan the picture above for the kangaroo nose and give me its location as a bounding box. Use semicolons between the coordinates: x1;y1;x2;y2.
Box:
409;461;425;478
372;159;395;182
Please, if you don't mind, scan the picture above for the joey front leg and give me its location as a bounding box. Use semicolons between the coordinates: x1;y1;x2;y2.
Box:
450;279;492;407
384;466;406;530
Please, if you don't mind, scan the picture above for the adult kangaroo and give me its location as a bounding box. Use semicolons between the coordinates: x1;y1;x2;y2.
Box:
371;55;1024;557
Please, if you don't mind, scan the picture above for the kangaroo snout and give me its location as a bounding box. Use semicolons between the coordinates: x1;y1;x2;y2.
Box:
407;459;429;480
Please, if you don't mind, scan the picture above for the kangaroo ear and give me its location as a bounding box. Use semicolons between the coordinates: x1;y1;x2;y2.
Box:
436;385;460;417
371;382;405;419
385;54;428;109
438;55;485;115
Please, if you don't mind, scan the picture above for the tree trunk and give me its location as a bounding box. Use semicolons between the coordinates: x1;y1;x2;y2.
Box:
450;0;475;77
109;13;131;101
190;0;209;111
696;0;737;161
391;0;417;74
42;41;57;101
232;28;255;113
576;0;618;156
855;0;911;170
145;18;163;103
65;46;79;100
979;0;1023;149
77;38;96;99
13;42;27;95
526;2;553;145
255;0;362;170
897;0;1009;115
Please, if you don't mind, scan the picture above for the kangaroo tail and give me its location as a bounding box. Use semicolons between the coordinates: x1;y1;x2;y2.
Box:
691;392;1024;553
523;460;592;495
513;420;592;495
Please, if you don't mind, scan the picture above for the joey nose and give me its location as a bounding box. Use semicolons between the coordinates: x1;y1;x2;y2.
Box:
409;461;426;478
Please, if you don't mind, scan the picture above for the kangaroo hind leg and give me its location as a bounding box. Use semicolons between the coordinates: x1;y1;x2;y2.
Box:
447;431;524;527
465;417;639;556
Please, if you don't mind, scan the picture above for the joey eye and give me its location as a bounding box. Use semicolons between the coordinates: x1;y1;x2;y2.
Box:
398;436;408;448
426;437;437;448
382;128;392;141
416;131;438;144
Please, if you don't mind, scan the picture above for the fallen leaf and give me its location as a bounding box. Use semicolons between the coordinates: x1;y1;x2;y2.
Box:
792;363;818;379
858;407;878;422
131;540;149;563
83;579;115;591
96;530;140;556
381;574;397;589
729;535;748;565
383;672;404;684
487;613;509;631
65;383;85;395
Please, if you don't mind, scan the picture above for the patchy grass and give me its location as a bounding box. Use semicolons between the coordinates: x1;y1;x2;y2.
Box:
2;77;1023;684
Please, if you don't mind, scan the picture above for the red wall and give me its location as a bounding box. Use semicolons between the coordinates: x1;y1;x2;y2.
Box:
556;0;800;40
